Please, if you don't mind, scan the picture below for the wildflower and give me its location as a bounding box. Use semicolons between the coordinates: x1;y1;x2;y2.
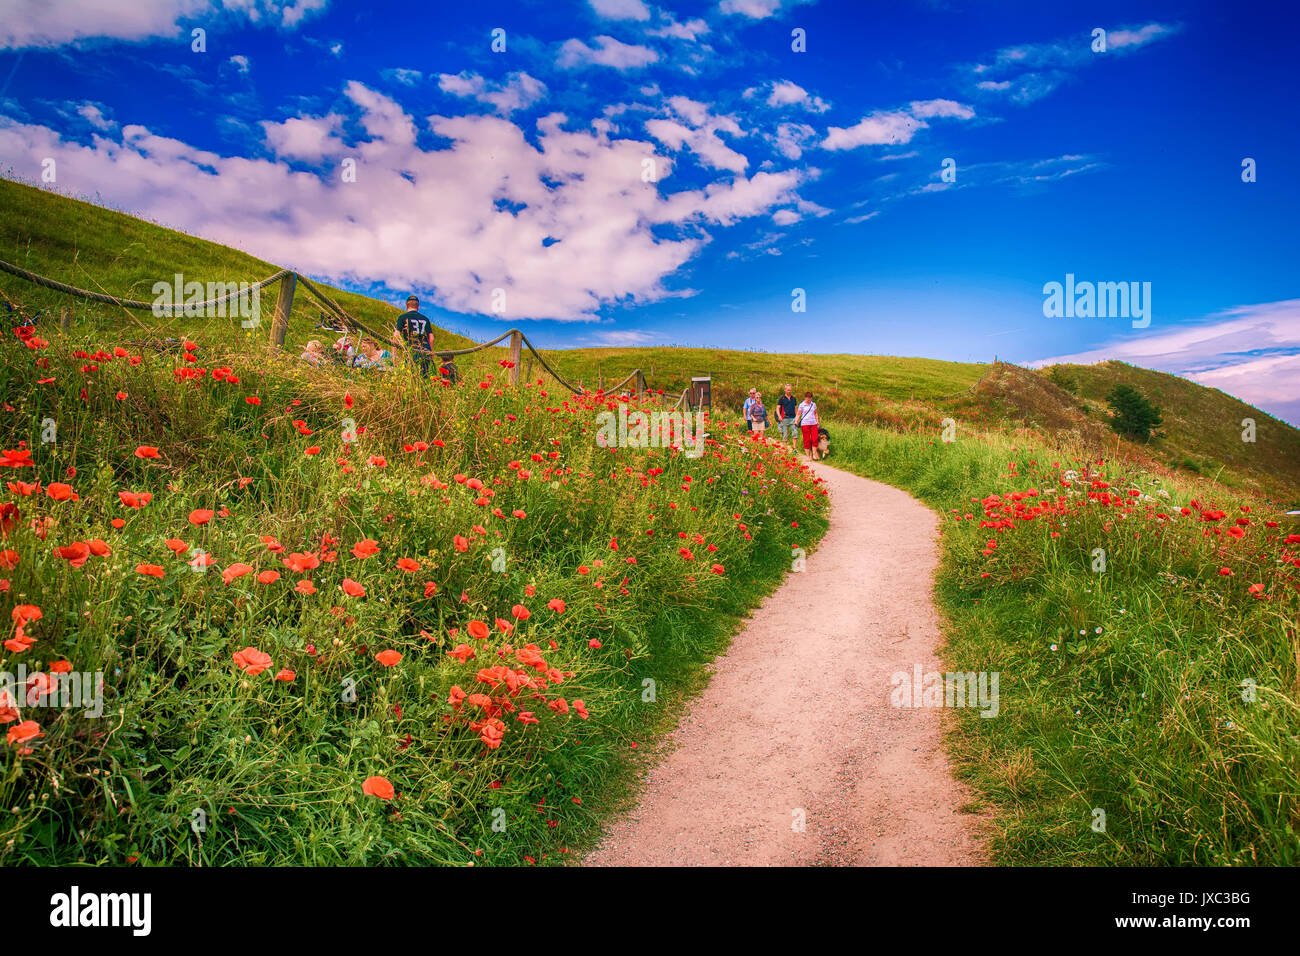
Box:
233;647;273;676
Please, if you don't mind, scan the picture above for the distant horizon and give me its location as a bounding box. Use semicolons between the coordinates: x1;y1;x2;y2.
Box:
1;0;1296;421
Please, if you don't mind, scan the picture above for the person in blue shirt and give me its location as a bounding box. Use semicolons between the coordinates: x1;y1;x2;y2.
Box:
393;294;434;377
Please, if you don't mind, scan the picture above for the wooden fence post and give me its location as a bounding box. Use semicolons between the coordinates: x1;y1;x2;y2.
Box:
59;307;70;334
508;330;522;386
269;273;296;349
636;369;646;394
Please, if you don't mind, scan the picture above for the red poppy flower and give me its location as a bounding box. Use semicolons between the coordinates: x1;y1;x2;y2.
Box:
222;563;254;585
375;650;402;667
54;542;91;567
362;776;395;800
134;446;161;459
45;482;74;501
189;509;214;526
351;538;380;559
135;563;165;578
233;646;273;675
341;578;366;597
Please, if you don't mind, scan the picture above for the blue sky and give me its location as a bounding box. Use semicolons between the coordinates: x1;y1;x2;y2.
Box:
1;0;1298;420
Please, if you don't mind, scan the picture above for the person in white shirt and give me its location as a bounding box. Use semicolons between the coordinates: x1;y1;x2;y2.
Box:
796;391;820;460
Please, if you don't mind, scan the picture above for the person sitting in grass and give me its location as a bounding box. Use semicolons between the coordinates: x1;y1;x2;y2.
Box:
299;339;325;366
437;353;459;386
351;338;392;370
332;334;357;364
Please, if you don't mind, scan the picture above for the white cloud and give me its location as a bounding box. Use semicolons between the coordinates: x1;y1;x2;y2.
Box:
0;83;808;321
766;80;829;113
438;71;547;116
228;54;250;73
645;97;750;174
822;98;975;151
969;22;1179;105
1032;299;1300;425
909;98;974;120
76;102;113;130
260;112;343;160
586;328;658;346
719;0;782;18
773;121;815;159
385;68;423;86
648;16;709;40
588;0;651;21
0;0;330;49
558;35;659;70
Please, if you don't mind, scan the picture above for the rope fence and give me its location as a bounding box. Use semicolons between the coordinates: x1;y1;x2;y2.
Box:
0;257;677;401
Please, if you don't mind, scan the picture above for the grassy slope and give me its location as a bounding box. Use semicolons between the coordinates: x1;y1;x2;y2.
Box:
828;422;1300;865
6;179;1300;866
0;327;829;865
0;177;477;354
5;176;1296;498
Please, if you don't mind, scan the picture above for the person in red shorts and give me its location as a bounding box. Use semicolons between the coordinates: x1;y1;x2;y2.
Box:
796;390;820;460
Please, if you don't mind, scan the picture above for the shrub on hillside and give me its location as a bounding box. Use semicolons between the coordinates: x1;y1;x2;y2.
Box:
1106;384;1163;442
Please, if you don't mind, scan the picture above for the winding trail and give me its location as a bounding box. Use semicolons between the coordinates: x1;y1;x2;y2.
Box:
584;461;985;866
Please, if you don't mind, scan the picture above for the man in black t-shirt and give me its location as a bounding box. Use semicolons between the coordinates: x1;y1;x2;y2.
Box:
777;383;798;447
394;295;434;377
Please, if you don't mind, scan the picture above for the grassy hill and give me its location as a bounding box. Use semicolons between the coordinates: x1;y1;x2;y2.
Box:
3;176;1296;499
2;177;1297;867
4;177;1296;502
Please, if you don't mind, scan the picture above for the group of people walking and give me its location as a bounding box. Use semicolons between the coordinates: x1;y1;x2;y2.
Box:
743;383;823;460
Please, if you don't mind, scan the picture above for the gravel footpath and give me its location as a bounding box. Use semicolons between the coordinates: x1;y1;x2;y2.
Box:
583;460;986;866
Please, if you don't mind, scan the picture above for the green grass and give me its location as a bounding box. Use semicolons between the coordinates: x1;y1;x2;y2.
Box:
6;173;1299;497
0;327;828;865
6;175;1300;867
830;421;1300;865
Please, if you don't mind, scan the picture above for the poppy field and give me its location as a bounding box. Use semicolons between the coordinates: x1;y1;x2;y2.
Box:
832;423;1300;865
0;326;828;865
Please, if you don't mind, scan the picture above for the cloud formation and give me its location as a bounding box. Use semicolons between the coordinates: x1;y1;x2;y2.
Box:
822;98;974;150
0;81;807;321
0;0;329;49
1031;299;1300;425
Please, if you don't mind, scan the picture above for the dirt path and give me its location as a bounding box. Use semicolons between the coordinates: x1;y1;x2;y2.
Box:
584;460;985;866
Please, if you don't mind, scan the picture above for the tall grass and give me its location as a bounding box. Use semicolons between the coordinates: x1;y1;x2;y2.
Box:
0;327;828;865
832;422;1300;865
